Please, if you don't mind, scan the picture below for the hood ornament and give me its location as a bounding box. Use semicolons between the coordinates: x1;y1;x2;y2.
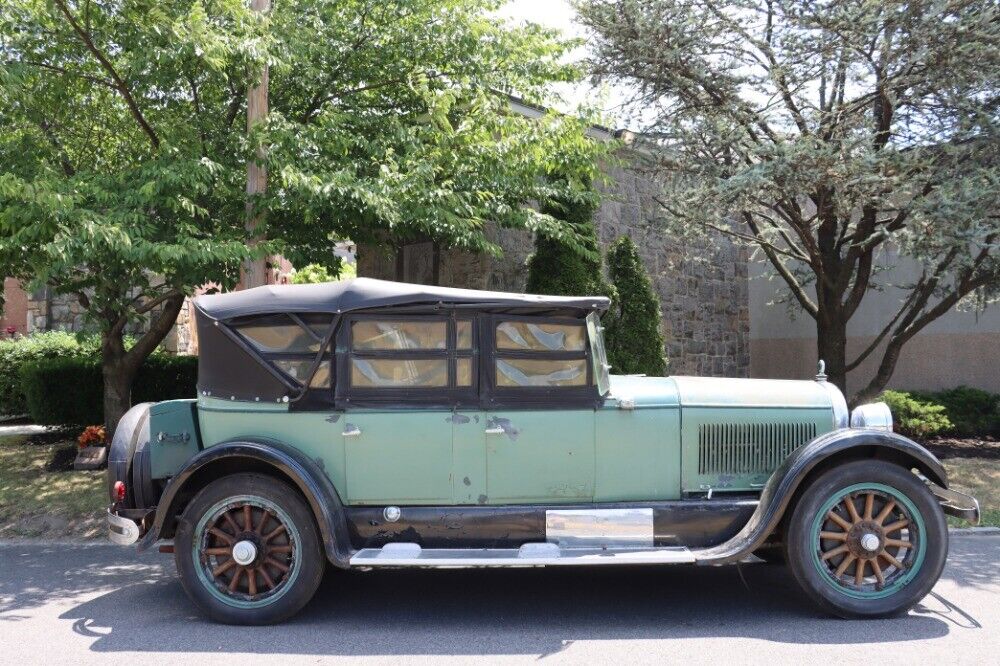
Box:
815;360;827;382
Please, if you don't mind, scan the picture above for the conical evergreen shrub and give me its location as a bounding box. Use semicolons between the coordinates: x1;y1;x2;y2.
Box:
605;236;667;376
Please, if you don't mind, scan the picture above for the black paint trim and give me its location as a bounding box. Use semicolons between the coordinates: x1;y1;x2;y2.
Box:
136;439;353;568
345;499;758;550
692;429;949;564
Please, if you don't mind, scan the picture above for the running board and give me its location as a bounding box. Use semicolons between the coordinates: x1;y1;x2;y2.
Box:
349;542;695;567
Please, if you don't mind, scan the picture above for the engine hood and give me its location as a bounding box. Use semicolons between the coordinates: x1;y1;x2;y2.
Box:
605;374;843;415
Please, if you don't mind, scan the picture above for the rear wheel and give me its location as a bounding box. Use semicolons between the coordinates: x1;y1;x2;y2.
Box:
786;460;947;618
174;473;324;624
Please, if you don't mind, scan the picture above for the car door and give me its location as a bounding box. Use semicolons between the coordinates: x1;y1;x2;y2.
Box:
482;317;597;503
339;316;476;505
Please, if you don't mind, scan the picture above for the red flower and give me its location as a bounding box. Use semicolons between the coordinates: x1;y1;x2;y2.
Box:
78;425;107;449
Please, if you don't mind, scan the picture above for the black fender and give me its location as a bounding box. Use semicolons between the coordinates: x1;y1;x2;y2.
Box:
136;439;353;568
693;428;948;565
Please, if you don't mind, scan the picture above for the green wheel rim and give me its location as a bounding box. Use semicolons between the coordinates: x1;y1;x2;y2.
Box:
810;482;926;600
193;494;302;610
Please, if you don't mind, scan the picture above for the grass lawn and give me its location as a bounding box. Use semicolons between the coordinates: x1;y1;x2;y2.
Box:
0;434;105;539
942;457;1000;528
0;433;996;541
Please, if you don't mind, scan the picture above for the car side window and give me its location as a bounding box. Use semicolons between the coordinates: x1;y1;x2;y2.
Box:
347;317;475;391
493;320;590;388
233;313;334;389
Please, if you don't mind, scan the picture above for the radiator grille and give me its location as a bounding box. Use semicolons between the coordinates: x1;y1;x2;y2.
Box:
698;422;817;476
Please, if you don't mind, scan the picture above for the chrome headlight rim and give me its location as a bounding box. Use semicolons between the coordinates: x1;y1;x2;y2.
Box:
850;402;894;431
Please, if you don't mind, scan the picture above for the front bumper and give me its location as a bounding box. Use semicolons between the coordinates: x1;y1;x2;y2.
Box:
107;506;141;545
929;483;981;525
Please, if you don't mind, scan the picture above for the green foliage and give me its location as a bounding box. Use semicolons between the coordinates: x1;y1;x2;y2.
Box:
1;0;606;427
290;261;356;284
0;332;101;415
579;0;1000;399
20;355;197;426
912;387;1000;437
525;190;615;300
604;236;667;376
879;390;953;439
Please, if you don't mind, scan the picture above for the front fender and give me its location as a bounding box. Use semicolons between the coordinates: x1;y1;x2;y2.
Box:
693;428;948;565
136;439;353;568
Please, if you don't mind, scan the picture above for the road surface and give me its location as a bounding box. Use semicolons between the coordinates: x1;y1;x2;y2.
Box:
1;535;997;664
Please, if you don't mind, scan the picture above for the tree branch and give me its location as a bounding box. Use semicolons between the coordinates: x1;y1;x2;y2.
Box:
52;0;160;149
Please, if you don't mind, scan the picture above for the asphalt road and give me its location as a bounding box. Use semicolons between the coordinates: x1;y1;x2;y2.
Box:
1;535;997;665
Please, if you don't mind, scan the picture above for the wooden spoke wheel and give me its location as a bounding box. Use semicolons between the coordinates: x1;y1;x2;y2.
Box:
198;499;298;603
815;487;920;593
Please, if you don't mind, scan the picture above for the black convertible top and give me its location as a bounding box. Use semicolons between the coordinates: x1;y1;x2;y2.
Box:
194;278;610;321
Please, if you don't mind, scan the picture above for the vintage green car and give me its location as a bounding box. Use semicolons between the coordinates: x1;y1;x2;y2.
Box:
107;278;979;624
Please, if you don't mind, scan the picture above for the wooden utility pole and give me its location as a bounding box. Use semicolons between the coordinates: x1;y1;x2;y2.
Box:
244;0;270;288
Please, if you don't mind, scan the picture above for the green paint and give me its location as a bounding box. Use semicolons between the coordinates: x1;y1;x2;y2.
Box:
595;404;680;501
485;410;595;503
148;399;200;479
343;410;454;504
810;483;927;599
680;406;833;492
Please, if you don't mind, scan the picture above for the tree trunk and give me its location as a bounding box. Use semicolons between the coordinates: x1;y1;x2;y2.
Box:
815;310;848;396
100;335;138;439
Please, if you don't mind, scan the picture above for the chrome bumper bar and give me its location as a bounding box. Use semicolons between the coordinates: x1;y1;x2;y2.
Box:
107;506;141;545
929;483;981;525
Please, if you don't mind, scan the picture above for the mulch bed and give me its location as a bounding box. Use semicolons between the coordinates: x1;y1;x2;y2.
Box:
919;435;1000;460
45;444;79;472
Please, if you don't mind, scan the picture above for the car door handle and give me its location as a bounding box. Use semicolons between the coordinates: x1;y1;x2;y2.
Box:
343;426;362;438
485;426;504;435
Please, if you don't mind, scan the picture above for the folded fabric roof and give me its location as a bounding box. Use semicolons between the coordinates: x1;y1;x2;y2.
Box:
194;278;611;321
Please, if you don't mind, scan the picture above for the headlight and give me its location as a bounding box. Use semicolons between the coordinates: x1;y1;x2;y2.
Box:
850;402;893;431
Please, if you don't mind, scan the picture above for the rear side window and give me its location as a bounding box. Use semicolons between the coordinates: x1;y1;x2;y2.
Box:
233;313;334;389
493;319;590;389
347;317;474;392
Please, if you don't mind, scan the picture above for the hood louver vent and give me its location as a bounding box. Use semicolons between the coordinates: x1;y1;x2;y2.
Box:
698;422;817;476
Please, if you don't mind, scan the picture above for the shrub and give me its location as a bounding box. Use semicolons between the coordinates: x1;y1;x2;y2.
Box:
604;236;667;376
0;331;101;415
525;194;616;301
914;386;1000;437
879;390;953;438
20;354;197;426
290;261;356;284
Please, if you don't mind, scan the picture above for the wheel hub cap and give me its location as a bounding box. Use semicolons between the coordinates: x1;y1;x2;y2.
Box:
232;540;258;566
860;533;880;553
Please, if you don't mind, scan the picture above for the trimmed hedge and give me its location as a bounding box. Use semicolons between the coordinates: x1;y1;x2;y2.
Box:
879;386;1000;439
0;331;101;415
20;354;198;426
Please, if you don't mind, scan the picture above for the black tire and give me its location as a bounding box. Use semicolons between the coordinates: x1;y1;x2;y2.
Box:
786;460;947;618
174;473;324;624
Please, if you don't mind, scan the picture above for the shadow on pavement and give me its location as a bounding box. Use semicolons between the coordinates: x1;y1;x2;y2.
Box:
52;558;968;656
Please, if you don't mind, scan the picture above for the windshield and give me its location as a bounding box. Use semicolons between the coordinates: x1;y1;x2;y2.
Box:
586;312;611;395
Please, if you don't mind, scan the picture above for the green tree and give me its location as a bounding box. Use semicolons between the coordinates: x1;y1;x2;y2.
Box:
525;187;614;299
604;236;666;376
0;0;605;433
578;0;1000;402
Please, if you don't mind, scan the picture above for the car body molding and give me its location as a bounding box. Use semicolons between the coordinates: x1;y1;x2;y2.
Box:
692;428;948;565
137;439;353;568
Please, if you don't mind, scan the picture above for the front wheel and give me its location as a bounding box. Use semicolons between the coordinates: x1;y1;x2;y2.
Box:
174;473;325;624
786;460;947;618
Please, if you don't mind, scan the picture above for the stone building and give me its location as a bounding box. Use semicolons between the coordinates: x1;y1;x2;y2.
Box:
357;124;751;378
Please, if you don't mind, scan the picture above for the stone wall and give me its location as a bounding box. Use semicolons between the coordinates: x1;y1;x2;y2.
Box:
25;289;196;355
358;150;751;378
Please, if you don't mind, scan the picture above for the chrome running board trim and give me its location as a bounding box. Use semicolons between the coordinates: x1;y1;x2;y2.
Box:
349;542;695;567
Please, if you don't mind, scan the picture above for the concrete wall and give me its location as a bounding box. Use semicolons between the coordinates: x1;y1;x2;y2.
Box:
750;251;1000;394
358;150;751;378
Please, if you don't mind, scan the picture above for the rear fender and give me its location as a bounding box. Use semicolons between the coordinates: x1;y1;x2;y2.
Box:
136;439;353;568
693;429;949;564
